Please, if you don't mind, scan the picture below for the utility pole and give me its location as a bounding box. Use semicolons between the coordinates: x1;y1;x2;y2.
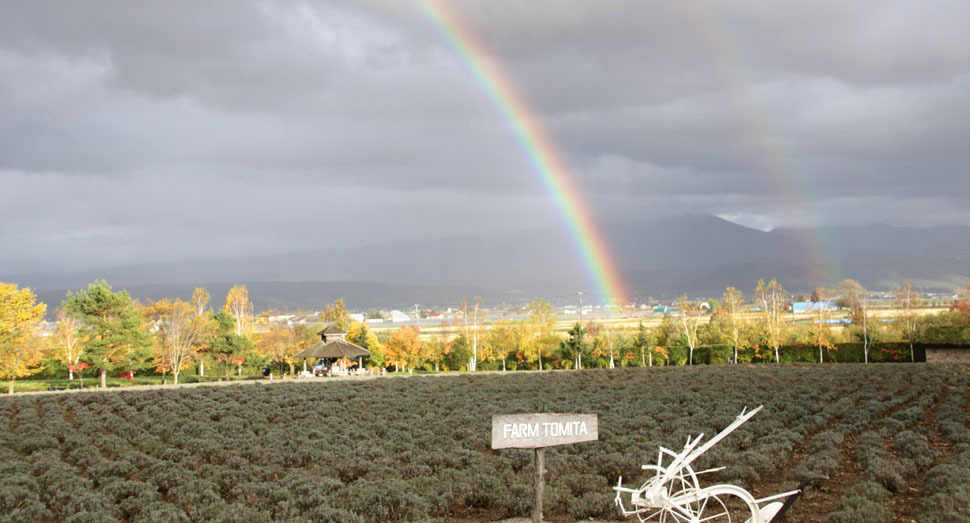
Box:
577;291;584;370
413;304;420;325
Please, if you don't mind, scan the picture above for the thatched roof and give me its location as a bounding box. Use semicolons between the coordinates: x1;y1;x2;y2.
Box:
295;339;369;359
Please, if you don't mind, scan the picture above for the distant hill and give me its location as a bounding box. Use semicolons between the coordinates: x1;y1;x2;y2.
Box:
32;281;526;316
7;214;970;311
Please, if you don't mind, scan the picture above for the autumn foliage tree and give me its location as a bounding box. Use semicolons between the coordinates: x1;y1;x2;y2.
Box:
142;298;209;385
258;323;298;377
223;285;253;336
839;279;873;363
385;326;424;373
811;287;835;363
321;298;350;330
524;298;556;370
54;307;84;379
347;321;384;369
0;283;47;393
675;295;703;365
896;280;922;363
755;278;787;363
721;287;747;364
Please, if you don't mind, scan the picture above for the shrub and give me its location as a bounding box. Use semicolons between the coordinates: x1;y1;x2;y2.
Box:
826;497;891;523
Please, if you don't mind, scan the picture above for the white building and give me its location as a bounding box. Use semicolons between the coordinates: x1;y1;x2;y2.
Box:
389;310;411;322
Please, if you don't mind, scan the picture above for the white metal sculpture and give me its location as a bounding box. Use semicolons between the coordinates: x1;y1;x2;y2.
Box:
614;406;802;523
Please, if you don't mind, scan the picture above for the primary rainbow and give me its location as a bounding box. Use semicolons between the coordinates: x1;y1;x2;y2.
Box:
414;0;628;305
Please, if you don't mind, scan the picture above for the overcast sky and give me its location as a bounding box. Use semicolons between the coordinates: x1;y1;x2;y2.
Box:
2;0;969;275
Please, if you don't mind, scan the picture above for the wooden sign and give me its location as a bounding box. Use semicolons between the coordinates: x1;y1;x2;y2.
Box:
491;413;598;449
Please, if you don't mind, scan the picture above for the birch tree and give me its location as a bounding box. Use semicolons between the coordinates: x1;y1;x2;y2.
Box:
839;279;873;363
722;287;746;364
0;283;47;394
675;295;702;365
471;296;482;371
811;287;834;363
224;285;253;336
143;299;207;385
755;278;787;363
459;298;470;369
191;287;210;317
525;298;556;370
896;280;922;363
54;307;84;379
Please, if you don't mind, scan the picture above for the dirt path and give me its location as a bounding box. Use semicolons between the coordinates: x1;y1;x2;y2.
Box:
4;374;384;397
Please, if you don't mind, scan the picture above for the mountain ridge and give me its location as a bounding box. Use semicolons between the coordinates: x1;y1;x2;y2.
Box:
6;215;970;310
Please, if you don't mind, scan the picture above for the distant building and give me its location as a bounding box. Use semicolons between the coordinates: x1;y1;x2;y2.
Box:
389;310;411;322
793;302;837;314
348;313;365;323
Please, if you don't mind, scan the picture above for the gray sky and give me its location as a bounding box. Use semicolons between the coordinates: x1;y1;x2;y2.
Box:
2;0;969;275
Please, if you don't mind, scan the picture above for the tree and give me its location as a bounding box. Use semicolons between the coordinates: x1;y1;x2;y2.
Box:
632;322;654;366
524;298;556;370
811;287;835;363
444;333;472;371
208;310;252;379
224;285;253;336
722;287;746;364
755;278;787;363
960;279;970;302
484;320;527;371
191;287;211;317
190;287;213;377
675;295;702;365
53;307;84;379
560;323;589;370
64;281;152;388
347;321;384;369
142;298;209;385
896;280;922;363
321;298;350;329
588;323;622;369
470;296;482;371
458;298;469;358
385;326;424;373
258;323;298;377
0;283;47;394
839;279;873;363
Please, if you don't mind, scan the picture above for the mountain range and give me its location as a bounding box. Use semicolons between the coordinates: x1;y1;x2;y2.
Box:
6;214;969;312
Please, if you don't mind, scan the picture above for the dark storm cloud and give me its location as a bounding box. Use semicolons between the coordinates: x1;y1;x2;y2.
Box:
1;0;969;274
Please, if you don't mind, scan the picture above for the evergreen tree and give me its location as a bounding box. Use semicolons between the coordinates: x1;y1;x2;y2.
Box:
64;281;152;388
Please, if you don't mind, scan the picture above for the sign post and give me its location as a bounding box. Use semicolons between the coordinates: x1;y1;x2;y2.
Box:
491;413;598;522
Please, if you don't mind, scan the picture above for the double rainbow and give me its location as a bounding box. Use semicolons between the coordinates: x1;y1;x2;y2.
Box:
415;0;628;306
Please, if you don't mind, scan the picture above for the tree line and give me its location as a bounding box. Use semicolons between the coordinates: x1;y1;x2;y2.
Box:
2;278;970;393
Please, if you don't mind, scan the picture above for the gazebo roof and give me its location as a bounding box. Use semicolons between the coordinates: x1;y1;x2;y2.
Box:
316;324;347;336
295;339;369;359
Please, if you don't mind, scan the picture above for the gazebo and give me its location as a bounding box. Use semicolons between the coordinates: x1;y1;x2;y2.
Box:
294;325;370;374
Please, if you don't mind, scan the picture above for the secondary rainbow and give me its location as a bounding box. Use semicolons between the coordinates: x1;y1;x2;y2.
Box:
414;0;628;305
672;0;842;280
